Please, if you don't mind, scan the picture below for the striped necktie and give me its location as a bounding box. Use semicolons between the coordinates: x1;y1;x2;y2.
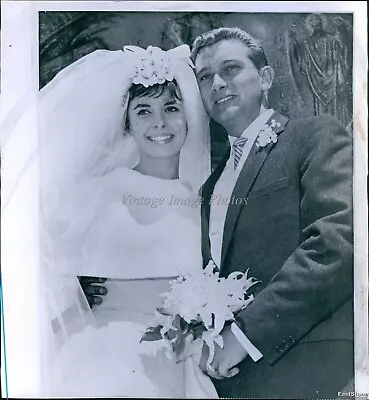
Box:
232;137;248;169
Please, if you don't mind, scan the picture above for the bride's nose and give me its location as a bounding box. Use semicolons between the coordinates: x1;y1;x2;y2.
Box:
153;113;166;129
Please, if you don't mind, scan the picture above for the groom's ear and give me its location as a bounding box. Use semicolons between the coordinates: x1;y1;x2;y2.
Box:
259;66;274;91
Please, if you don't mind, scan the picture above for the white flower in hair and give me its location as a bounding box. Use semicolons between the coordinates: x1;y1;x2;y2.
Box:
123;45;174;87
123;45;193;88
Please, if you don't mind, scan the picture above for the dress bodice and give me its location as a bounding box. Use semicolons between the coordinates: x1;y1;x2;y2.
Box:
52;167;203;280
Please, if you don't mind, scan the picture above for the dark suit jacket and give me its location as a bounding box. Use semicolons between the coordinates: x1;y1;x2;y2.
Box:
200;112;354;398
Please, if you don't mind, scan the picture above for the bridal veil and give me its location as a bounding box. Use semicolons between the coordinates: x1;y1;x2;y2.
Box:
34;45;210;394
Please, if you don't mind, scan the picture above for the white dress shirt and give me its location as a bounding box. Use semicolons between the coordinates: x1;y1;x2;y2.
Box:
210;108;274;267
209;108;274;362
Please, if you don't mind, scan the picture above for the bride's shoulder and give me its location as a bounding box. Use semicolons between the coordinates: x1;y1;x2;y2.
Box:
100;169;199;201
97;167;139;187
104;166;136;181
65;168;136;205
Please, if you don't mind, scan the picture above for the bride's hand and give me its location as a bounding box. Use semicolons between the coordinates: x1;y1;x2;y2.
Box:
199;325;246;380
78;276;108;307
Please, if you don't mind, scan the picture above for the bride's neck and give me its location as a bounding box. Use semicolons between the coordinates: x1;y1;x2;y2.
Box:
135;155;180;180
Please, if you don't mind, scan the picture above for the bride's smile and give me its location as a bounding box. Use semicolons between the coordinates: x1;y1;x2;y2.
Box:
146;134;175;144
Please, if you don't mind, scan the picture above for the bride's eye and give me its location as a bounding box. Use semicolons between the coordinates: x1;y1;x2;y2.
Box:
136;109;150;116
165;105;180;113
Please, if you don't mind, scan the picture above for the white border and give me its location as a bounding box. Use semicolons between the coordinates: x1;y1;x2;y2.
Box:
1;1;41;397
351;2;369;392
25;1;361;13
1;1;367;397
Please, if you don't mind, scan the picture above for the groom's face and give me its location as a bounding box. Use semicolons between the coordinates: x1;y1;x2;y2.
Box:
194;39;264;133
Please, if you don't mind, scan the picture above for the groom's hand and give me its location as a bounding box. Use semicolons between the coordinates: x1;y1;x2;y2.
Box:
78;276;108;308
199;325;248;380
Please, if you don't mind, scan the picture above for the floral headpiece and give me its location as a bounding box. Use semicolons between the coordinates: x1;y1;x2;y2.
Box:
123;44;194;88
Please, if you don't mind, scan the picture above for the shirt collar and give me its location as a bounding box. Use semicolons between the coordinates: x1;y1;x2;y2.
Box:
228;108;274;145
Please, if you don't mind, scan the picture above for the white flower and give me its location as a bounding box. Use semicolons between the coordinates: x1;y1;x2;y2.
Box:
142;260;259;367
159;261;257;334
131;46;174;87
256;124;278;149
270;119;281;128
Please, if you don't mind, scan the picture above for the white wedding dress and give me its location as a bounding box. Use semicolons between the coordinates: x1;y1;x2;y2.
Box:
44;167;217;398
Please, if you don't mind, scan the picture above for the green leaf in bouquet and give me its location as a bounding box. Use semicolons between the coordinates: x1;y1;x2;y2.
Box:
156;306;172;316
188;321;206;340
140;325;163;343
179;316;190;334
162;315;182;342
171;314;185;331
172;333;187;358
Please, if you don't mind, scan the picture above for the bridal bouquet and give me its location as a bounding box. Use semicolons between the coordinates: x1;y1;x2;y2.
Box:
141;261;258;366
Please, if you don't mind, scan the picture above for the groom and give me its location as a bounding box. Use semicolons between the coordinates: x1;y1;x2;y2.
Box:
192;27;354;398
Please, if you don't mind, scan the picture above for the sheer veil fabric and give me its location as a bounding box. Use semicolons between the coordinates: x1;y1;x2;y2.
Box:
37;45;213;397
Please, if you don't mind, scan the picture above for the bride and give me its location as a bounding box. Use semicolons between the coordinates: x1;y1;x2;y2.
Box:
39;44;218;397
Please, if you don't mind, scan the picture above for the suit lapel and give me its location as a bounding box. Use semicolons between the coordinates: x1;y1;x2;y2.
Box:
220;112;289;268
201;146;231;266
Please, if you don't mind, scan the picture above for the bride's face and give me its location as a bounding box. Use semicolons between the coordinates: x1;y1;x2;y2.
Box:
127;87;187;160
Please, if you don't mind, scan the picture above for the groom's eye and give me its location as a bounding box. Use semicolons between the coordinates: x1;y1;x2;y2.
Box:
199;73;212;82
222;64;240;75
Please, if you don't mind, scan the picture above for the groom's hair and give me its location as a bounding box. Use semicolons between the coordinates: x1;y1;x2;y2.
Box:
190;27;268;71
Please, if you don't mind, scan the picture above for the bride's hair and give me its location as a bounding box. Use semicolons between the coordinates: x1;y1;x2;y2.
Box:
124;79;182;130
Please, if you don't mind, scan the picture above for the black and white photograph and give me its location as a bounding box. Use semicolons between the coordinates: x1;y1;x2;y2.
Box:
1;1;368;399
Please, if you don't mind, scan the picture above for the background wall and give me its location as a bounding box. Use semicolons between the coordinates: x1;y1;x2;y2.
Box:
39;11;353;165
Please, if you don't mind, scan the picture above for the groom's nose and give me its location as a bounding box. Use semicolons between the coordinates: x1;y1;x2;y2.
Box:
212;73;227;92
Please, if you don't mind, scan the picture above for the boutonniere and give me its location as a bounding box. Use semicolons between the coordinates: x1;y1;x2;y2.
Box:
256;119;281;149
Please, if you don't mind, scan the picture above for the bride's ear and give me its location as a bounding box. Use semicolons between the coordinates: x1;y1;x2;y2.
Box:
122;111;130;135
121;94;131;134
